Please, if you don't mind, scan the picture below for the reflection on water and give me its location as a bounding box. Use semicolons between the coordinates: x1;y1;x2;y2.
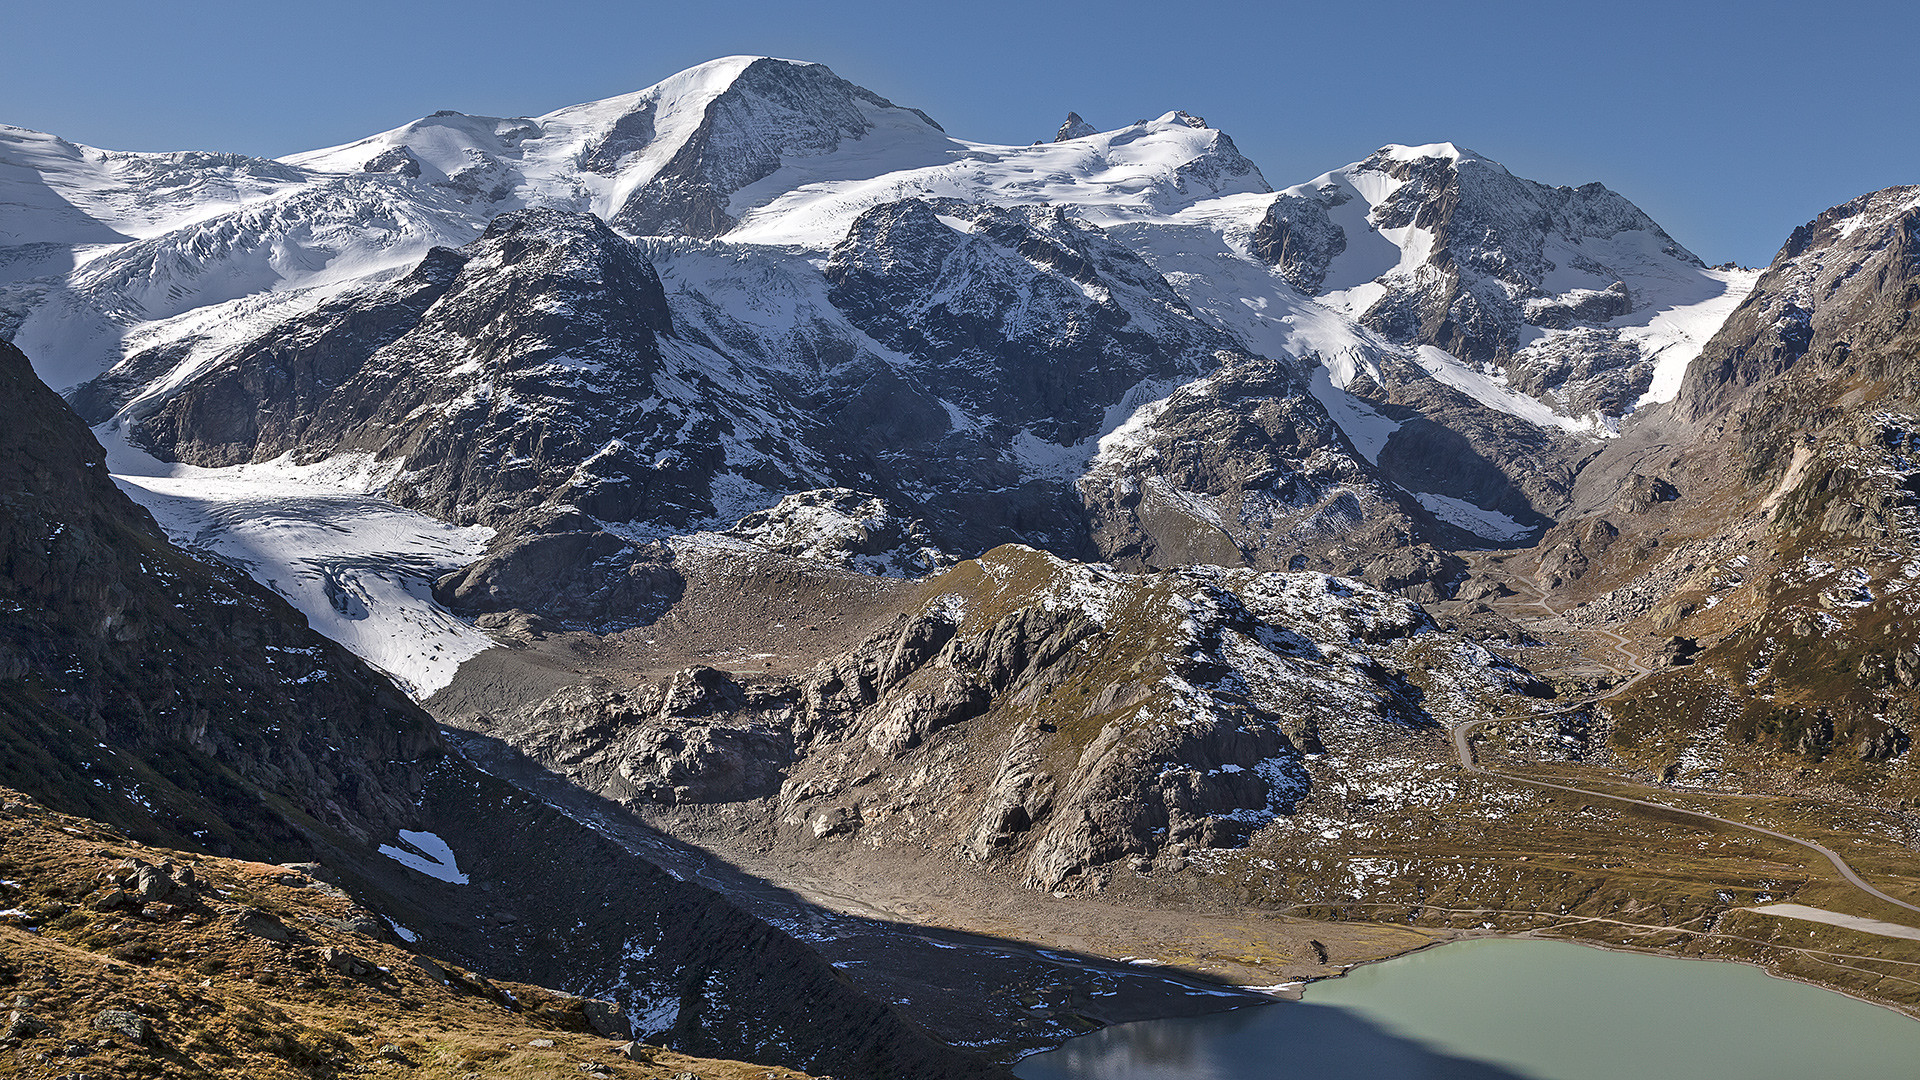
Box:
1016;1000;1538;1080
1015;938;1920;1080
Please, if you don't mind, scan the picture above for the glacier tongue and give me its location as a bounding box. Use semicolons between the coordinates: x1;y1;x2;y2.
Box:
100;428;495;699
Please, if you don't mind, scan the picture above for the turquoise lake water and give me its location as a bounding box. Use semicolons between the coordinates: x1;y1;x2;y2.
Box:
1014;937;1920;1080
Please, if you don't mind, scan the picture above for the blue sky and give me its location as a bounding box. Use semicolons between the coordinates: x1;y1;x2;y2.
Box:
6;0;1913;266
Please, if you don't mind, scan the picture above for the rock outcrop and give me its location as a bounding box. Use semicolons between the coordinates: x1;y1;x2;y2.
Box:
452;546;1540;890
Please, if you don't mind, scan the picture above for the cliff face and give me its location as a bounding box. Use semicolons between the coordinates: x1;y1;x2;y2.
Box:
0;338;442;853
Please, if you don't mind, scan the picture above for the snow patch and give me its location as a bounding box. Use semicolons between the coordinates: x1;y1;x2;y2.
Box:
1412;492;1537;542
1632;267;1763;406
377;830;469;884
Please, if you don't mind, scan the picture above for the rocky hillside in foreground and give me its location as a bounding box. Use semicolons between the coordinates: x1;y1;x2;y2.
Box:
0;341;1010;1080
0;788;823;1080
0;338;439;853
1523;185;1920;798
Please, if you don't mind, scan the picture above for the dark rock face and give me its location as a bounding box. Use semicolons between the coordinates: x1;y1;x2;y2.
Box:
110;191;1433;601
1524;281;1632;329
363;145;423;178
825;198;1231;444
1054;112;1097;142
0;339;442;853
606;58;944;238
1251;189;1349;293
134;208;700;528
1676;186;1920;437
434;509;683;631
474;675;797;805
1501;326;1648;416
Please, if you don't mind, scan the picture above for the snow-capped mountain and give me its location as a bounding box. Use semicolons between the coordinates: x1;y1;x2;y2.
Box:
0;55;1759;689
1260;142;1756;420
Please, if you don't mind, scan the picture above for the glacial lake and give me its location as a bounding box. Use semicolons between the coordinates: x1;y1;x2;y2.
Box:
1013;937;1920;1080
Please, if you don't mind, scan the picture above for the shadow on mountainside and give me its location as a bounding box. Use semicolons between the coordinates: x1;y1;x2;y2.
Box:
437;728;1275;1063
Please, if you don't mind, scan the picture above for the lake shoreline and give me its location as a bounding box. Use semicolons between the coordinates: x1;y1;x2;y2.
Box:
1286;924;1920;1022
1017;933;1920;1080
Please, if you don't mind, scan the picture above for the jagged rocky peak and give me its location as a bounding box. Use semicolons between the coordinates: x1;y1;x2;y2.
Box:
1676;185;1920;426
130;206;699;527
456;206;675;321
823;196;1236;444
1253;141;1743;421
1075;352;1463;596
1054;112;1097;142
1260;142;1698;356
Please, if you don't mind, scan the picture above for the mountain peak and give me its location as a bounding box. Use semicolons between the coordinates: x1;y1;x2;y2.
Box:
1152;110;1211;130
1054;112;1097;142
1364;142;1501;172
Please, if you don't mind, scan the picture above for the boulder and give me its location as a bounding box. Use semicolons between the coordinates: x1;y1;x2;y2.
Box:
235;909;291;942
582;998;629;1038
3;1007;47;1040
321;947;371;976
408;955;447;982
91;1009;149;1044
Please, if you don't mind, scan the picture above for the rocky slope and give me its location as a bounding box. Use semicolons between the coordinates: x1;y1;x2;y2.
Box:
0;340;1013;1080
0;337;439;852
0;789;825;1080
438;544;1544;892
1525;185;1920;798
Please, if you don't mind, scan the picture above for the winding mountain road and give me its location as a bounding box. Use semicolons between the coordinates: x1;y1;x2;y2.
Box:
1454;571;1920;920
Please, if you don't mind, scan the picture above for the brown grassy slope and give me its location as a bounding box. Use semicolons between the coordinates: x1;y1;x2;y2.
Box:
0;788;816;1080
